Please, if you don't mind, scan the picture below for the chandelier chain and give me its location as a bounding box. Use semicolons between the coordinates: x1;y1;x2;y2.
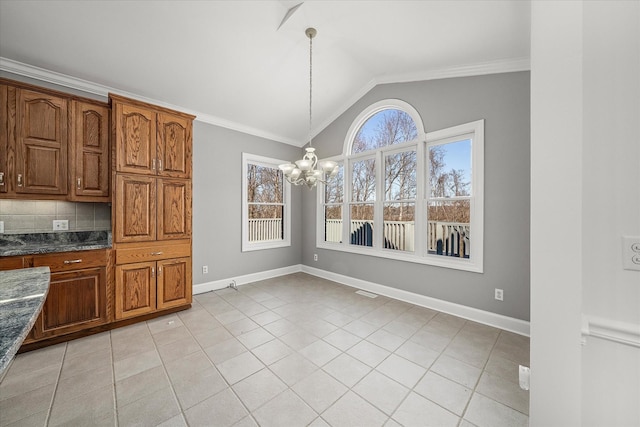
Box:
278;27;338;189
308;30;313;148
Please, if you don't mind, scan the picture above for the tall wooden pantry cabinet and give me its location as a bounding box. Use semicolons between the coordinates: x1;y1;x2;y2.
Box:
110;94;194;320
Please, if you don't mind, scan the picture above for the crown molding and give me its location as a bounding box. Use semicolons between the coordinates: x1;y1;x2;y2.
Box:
375;57;531;85
0;57;301;147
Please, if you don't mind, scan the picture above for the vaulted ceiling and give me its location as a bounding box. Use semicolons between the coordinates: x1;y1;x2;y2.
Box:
0;1;530;146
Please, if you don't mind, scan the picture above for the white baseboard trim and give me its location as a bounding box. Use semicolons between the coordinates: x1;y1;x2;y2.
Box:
581;314;640;348
302;265;530;337
193;265;303;294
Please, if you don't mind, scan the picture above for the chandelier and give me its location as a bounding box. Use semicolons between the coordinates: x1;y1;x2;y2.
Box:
279;28;339;189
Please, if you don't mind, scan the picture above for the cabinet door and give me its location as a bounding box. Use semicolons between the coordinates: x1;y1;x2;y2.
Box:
15;88;68;195
71;101;110;201
157;178;191;240
115;102;156;175
115;261;156;319
157;112;191;178
35;267;107;338
0;84;9;194
115;174;156;242
157;257;192;310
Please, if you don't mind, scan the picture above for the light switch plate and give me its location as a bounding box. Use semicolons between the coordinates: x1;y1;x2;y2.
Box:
622;236;640;271
0;221;4;233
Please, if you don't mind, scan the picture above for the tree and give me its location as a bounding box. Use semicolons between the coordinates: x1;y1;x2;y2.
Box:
247;164;283;219
351;109;418;222
428;146;471;223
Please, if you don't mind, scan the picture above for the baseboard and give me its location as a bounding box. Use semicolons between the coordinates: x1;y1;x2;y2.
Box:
193;264;303;294
193;263;530;336
302;265;530;337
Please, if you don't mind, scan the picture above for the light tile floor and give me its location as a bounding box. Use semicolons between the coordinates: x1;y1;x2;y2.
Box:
0;273;530;427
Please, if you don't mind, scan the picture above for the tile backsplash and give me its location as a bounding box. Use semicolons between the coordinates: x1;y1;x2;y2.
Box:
0;200;111;234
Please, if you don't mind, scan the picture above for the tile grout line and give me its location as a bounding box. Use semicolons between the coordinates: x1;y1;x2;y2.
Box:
465;329;530;418
109;331;118;427
194;293;265;426
343;310;452;425
452;321;499;427
44;342;68;427
144;318;188;426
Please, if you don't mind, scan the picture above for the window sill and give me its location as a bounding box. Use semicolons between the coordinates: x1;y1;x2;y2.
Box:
315;241;483;273
242;240;291;252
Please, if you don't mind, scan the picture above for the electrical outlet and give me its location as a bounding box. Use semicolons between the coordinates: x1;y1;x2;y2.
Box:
202;265;208;274
519;365;530;390
0;221;4;234
495;288;504;301
53;220;69;231
622;236;640;271
313;254;318;261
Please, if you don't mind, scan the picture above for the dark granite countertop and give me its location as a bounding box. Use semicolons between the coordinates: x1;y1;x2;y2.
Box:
0;267;50;377
0;231;112;257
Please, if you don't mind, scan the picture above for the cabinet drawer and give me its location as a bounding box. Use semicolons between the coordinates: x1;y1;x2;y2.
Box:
33;249;107;272
0;256;25;271
116;240;190;264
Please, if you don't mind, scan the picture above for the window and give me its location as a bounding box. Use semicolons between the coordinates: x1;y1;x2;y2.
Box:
324;163;344;243
317;99;484;272
242;153;291;251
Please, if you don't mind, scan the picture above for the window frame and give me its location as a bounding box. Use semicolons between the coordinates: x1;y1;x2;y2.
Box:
242;152;291;252
316;100;484;273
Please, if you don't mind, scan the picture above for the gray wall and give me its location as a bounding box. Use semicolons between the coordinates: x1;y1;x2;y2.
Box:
192;121;303;285
303;72;531;321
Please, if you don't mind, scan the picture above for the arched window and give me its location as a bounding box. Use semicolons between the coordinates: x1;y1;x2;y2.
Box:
317;100;484;273
351;109;418;153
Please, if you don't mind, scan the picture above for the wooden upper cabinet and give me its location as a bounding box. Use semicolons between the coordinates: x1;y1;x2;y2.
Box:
15;88;68;195
115;174;156;243
111;94;194;179
157;112;191;179
157;178;191;240
114;101;156;175
70;100;110;201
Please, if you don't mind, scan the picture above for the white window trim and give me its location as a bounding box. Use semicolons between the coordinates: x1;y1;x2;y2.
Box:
316;101;484;273
242;152;291;252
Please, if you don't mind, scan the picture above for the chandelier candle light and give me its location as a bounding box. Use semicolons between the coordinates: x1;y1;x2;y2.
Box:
279;27;339;189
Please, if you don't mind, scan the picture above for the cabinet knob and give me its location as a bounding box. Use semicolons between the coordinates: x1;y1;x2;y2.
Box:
0;172;4;186
158;159;162;171
158;266;162;275
63;259;83;264
151;267;155;278
150;251;163;256
17;174;22;187
152;159;156;171
77;177;82;190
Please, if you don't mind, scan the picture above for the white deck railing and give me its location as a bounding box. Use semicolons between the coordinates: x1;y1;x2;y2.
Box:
326;219;469;257
250;218;469;257
248;218;283;242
